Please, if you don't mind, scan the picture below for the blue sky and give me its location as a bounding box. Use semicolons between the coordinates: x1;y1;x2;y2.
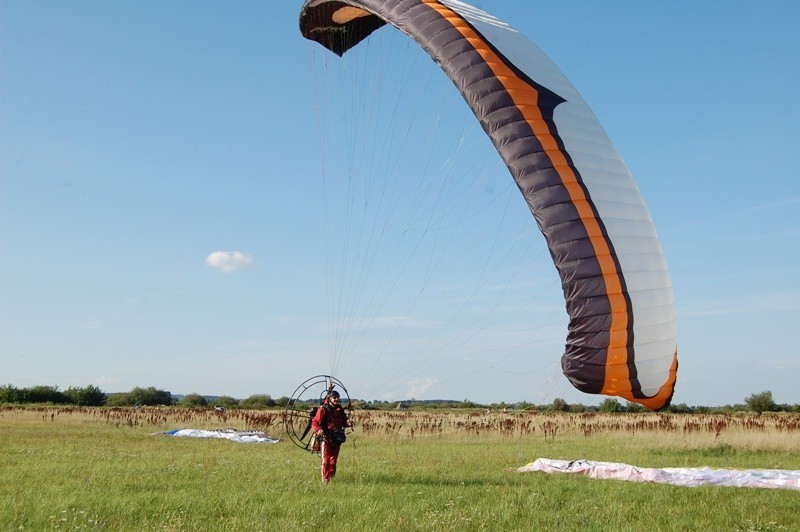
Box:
1;1;798;407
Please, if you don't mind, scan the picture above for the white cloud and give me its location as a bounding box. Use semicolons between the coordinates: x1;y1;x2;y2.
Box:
405;378;438;399
94;375;120;387
205;251;255;273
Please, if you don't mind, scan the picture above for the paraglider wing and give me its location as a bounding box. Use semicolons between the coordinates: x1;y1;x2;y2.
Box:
299;0;678;410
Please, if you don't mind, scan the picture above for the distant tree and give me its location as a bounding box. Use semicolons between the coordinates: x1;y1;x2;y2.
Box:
124;386;173;406
0;384;22;404
240;394;276;409
549;398;569;412
625;401;645;413
179;393;208;408
459;398;480;409
273;396;290;408
598;398;621;413
64;385;106;406
745;390;777;414
212;396;239;409
22;385;69;404
667;402;693;414
105;393;132;406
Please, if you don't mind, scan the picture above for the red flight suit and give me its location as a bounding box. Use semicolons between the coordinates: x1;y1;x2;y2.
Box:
311;399;352;482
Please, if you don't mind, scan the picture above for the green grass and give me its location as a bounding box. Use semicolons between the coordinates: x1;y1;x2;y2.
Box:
2;408;799;531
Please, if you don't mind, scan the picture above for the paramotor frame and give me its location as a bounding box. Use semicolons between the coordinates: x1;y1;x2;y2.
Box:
283;374;352;452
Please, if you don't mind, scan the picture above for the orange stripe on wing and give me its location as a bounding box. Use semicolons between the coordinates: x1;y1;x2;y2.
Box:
617;349;678;410
425;0;631;395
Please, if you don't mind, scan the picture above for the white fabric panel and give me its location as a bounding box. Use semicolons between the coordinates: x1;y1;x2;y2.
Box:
446;0;677;397
519;459;800;491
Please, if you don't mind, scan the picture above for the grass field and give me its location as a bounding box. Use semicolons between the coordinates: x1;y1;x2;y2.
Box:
2;406;799;531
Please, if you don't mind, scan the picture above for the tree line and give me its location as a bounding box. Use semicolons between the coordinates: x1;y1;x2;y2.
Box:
0;384;286;409
1;384;796;414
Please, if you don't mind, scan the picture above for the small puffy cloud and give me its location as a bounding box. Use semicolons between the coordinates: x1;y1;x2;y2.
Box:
205;251;256;273
405;378;438;399
94;376;120;387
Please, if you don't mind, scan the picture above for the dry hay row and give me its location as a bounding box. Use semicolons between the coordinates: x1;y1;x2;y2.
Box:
2;406;800;441
0;405;278;431
350;411;800;440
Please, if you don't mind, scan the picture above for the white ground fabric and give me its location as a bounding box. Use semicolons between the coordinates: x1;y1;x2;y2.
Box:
518;458;800;490
162;428;278;444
